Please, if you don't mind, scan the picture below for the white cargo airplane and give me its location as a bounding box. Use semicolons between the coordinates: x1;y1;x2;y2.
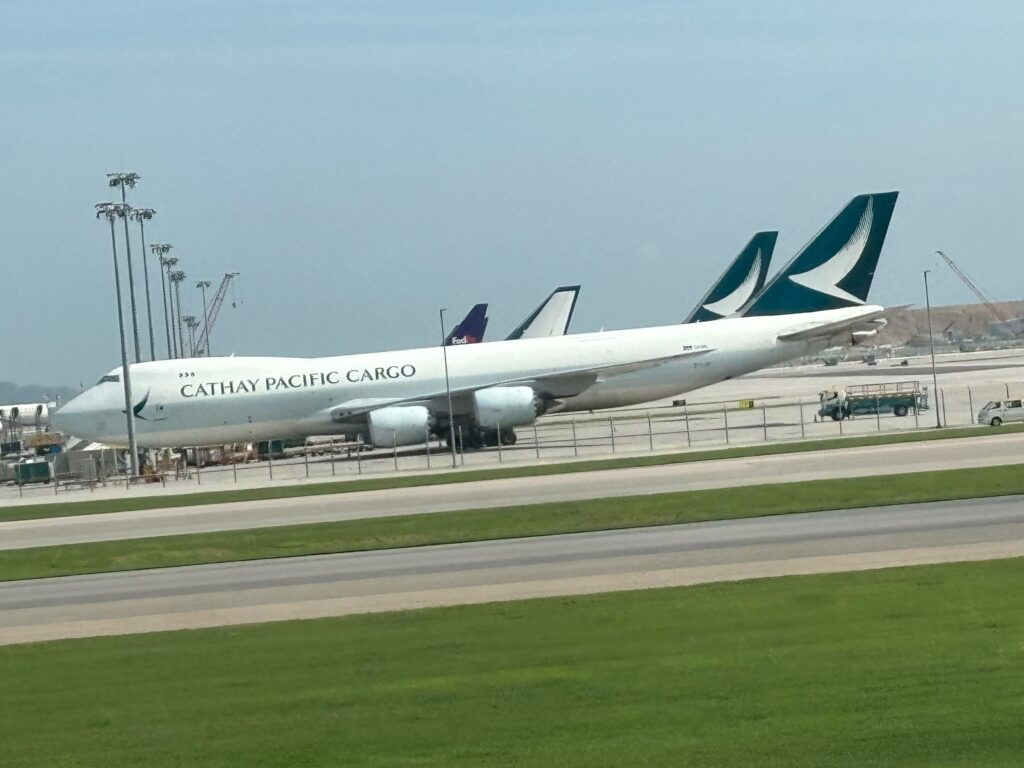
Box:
54;192;897;450
0;402;54;429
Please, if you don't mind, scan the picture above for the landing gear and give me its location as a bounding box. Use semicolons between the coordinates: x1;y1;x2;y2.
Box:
443;426;519;451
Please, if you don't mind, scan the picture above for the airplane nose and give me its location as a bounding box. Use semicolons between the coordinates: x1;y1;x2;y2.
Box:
50;398;87;437
51;390;114;442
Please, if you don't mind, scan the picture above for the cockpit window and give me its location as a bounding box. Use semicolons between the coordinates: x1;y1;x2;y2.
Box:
97;374;121;384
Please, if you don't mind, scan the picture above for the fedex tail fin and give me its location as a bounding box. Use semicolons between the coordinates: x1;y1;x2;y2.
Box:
684;231;777;323
742;192;899;317
506;285;580;340
446;303;489;345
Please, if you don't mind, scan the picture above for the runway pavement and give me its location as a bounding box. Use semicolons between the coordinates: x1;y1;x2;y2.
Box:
3;430;1024;550
2;494;1023;645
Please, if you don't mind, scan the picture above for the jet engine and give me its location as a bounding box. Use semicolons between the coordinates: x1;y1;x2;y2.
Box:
473;386;539;428
367;406;432;447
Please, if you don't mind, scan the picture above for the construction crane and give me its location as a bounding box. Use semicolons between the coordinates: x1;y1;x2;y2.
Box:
195;272;239;357
935;250;1016;328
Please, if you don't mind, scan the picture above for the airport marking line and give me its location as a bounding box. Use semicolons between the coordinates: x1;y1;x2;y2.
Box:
2;558;1024;767
3;423;1023;523
4;463;1024;581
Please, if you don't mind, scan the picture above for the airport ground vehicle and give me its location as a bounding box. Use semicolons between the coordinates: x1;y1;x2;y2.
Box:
818;381;928;421
977;399;1024;426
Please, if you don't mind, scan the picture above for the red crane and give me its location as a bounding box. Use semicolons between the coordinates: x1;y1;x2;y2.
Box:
195;272;239;357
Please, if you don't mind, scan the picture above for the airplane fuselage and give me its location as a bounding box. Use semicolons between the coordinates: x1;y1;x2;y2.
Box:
54;307;874;448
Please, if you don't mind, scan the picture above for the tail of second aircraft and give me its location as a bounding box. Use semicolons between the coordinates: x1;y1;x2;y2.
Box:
742;191;899;317
506;286;580;340
446;303;489;345
684;231;777;323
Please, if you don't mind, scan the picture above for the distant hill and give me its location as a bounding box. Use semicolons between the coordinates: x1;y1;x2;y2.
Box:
0;381;79;406
877;301;1024;346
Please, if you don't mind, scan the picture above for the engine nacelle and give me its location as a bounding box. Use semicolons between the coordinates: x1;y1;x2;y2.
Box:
473;386;538;428
367;406;432;447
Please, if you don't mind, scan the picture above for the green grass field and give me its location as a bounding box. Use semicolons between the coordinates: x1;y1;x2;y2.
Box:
2;558;1023;767
5;463;1024;582
3;423;1021;524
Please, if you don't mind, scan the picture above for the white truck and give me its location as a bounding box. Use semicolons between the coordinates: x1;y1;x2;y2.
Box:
977;399;1024;426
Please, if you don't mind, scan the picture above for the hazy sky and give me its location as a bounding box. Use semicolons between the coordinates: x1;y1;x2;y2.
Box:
3;1;1023;386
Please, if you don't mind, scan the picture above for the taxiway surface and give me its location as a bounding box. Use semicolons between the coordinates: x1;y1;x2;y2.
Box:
3;431;1024;550
2;494;1023;644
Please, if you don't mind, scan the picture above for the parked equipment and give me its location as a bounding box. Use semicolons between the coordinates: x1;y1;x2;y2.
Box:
818;381;929;421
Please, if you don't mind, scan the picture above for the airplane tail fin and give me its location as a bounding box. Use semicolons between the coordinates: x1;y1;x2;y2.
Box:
684;231;777;323
446;303;489;345
506;285;580;340
742;192;899;317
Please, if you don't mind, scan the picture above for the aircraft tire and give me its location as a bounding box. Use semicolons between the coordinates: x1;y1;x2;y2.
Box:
499;428;517;446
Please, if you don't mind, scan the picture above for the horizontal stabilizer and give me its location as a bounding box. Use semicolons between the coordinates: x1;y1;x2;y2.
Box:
776;309;886;342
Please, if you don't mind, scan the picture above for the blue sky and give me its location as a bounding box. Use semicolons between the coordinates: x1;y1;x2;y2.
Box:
3;1;1023;385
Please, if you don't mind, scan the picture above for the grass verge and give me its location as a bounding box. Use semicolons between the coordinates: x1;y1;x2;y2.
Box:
3;422;1023;524
2;558;1024;766
5;463;1024;582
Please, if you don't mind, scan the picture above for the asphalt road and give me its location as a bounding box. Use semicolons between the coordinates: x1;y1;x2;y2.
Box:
3;431;1024;550
2;494;1023;645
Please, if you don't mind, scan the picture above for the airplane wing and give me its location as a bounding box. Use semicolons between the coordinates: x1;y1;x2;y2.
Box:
329;347;713;420
776;309;886;343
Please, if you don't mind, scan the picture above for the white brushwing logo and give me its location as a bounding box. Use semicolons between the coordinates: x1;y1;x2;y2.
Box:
789;197;874;304
703;249;763;317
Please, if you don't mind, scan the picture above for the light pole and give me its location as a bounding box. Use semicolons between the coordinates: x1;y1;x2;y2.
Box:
130;208;157;360
153;245;174;358
196;280;211;356
107;172;142;362
924;269;942;428
182;315;198;358
163;257;180;358
95;202;140;479
170;270;187;357
439;308;457;468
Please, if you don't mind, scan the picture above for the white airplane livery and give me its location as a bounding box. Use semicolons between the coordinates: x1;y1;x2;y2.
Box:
53;192;898;451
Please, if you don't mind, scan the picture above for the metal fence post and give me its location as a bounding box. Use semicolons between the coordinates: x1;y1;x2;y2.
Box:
195;448;201;486
330;437;337;475
425;427;431;469
799;398;806;438
876;397;881;431
647;413;654;451
267;441;274;480
571;418;578;457
392;431;399;471
762;405;768;441
839;412;843;435
968;387;974;424
356;440;362;475
232;456;238;483
1006;382;1010;398
609;417;615;453
941;388;948;427
684;406;691;447
458;426;465;466
723;408;729;444
533;422;540;459
304;442;310;478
